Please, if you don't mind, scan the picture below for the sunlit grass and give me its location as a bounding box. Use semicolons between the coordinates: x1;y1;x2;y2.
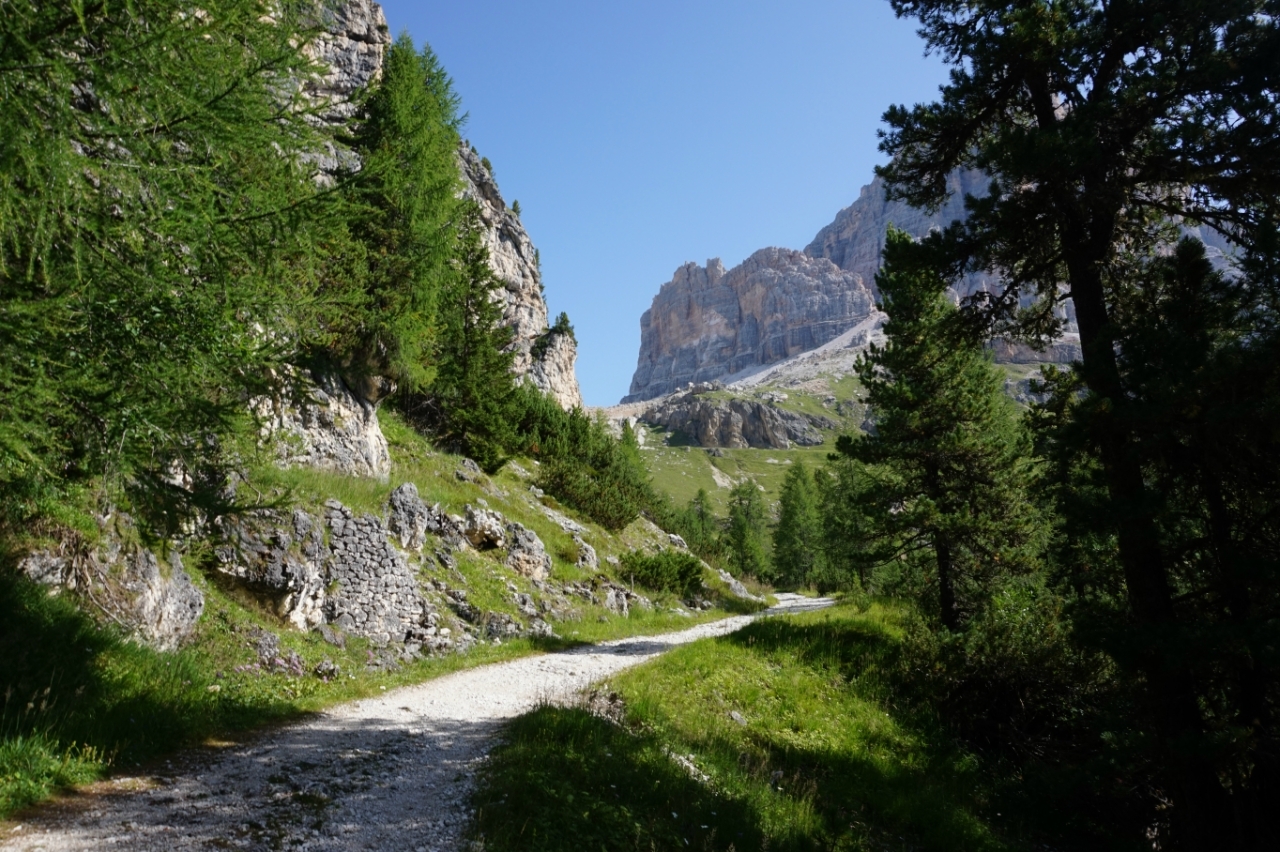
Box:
472;601;1011;852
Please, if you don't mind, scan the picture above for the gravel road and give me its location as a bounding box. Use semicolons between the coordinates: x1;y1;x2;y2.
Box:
3;594;832;852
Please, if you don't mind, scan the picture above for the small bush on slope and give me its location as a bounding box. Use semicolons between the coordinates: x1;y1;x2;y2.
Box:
617;549;704;598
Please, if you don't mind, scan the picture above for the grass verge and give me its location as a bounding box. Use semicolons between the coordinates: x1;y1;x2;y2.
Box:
471;600;1016;852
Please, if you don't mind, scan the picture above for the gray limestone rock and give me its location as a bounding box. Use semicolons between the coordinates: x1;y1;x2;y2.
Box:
122;549;205;652
258;368;391;478
573;534;599;570
20;522;204;651
388;482;435;551
463;505;507;550
643;394;825;449
717;569;763;602
624;248;873;402
505;522;552;581
458;144;583;410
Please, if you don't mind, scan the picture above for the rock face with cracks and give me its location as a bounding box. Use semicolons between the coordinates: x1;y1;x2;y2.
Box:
643;390;835;449
625;247;874;402
18;513;204;651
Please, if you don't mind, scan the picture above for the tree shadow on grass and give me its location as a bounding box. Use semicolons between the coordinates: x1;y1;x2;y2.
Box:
0;573;297;814
471;703;1007;852
471;705;770;852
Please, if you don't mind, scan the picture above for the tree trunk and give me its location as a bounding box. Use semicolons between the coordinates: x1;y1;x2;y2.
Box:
935;537;959;632
1067;253;1230;846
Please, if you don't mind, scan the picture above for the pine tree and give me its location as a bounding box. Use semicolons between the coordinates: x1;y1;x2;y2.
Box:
839;228;1041;630
878;3;1280;838
772;461;825;588
430;203;519;471
725;479;770;581
343;34;463;392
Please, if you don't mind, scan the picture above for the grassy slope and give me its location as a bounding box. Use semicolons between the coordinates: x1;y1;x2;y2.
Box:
0;409;753;819
471;600;1013;852
642;376;864;513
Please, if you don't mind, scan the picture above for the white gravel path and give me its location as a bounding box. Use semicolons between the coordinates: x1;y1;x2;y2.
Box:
2;594;832;852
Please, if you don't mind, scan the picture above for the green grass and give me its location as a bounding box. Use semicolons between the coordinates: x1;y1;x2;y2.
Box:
0;407;766;820
471;600;1014;852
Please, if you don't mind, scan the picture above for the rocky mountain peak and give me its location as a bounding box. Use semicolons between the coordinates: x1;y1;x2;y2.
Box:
624;247;874;403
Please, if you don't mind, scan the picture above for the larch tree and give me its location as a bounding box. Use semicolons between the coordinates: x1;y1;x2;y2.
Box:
430;203;518;472
0;0;341;530
343;34;464;393
772;461;826;589
725;479;770;581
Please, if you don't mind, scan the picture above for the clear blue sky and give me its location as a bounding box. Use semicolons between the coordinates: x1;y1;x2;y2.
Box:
377;1;948;405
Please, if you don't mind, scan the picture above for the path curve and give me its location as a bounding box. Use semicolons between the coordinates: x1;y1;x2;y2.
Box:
3;594;833;852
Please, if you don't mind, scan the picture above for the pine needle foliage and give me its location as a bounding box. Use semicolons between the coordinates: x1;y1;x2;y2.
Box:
428;203;519;472
838;228;1042;631
724;479;770;581
339;34;463;391
772;461;826;588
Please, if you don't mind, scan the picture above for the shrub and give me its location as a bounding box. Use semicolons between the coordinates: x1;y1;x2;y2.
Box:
618;549;704;598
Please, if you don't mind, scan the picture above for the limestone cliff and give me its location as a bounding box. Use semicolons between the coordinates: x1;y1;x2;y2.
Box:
458;145;583;409
303;1;583;412
804;169;1001;299
624;169;1082;403
623;248;874;403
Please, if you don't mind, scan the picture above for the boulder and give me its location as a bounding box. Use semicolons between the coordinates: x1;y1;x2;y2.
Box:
464;505;507;549
505;522;552;581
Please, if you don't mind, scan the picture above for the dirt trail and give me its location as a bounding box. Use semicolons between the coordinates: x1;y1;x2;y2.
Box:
3;594;832;852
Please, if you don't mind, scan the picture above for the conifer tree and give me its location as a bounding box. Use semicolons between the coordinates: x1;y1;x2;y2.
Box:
343;34;463;391
838;228;1040;630
772;461;825;588
878;2;1280;838
725;479;770;580
0;0;339;527
430;203;519;471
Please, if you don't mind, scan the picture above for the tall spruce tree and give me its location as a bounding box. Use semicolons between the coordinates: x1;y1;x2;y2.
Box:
725;479;770;581
430;203;519;471
772;461;825;588
838;228;1040;630
342;34;463;392
879;2;1280;840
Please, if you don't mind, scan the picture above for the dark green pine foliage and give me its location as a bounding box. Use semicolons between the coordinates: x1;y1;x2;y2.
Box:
817;456;878;590
1030;237;1280;841
839;228;1040;631
878;2;1280;841
724;479;770;581
431;204;520;472
342;34;463;392
0;0;340;531
772;461;826;588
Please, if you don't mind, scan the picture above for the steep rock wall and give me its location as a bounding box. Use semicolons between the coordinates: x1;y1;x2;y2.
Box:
458;145;583;409
624;248;874;402
804;169;1001;299
624;169;1092;403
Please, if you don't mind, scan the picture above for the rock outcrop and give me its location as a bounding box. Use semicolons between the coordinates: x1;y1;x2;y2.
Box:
259;368;392;478
214;494;449;650
458;145;584;410
19;514;204;651
642;390;833;449
623;168;1095;403
624;248;874;402
804;169;1000;299
300;0;391;182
